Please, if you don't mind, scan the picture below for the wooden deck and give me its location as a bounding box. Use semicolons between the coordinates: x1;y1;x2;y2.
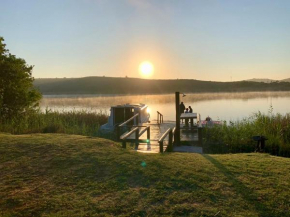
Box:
121;120;201;153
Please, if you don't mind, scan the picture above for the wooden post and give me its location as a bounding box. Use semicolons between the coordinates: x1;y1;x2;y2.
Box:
175;92;180;144
157;112;159;124
198;126;203;146
168;130;173;152
159;141;163;153
135;128;139;148
147;126;150;141
122;140;126;148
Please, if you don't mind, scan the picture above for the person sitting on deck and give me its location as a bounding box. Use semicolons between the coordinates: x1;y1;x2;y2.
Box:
189;106;193;113
188;106;193;125
185;108;189;113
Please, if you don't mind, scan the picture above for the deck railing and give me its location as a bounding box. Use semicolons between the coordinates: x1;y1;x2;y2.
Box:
121;126;150;148
116;113;139;140
158;128;172;153
167;127;176;152
157;111;163;124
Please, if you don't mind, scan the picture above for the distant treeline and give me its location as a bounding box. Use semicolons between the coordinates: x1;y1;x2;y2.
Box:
34;77;290;95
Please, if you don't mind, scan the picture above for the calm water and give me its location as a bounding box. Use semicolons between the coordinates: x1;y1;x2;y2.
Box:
40;92;290;122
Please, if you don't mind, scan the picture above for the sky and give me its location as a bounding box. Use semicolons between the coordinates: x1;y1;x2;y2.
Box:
1;0;290;81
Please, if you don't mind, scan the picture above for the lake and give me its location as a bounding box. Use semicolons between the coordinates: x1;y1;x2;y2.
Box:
40;91;290;122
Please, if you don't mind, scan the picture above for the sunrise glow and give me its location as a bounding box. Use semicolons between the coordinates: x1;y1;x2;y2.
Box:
139;61;154;77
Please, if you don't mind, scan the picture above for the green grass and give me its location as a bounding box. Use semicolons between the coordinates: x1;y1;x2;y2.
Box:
204;111;290;157
1;133;290;216
0;109;109;137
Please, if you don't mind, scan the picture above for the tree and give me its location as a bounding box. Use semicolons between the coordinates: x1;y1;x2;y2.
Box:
0;37;42;120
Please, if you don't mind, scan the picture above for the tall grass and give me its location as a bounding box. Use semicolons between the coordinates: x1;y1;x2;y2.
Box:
0;109;109;137
204;110;290;157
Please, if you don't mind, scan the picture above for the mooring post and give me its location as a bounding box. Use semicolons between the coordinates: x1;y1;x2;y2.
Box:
175;92;180;144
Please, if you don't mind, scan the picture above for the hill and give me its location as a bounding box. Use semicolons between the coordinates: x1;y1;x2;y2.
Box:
34;76;290;95
245;78;278;83
1;133;290;216
282;78;290;82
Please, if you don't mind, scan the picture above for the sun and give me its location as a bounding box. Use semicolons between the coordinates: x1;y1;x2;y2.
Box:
139;61;154;77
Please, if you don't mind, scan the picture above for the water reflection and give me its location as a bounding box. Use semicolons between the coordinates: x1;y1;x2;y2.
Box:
40;92;290;122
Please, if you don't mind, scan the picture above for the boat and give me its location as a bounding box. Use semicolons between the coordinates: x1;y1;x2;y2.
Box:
200;116;222;127
100;103;150;132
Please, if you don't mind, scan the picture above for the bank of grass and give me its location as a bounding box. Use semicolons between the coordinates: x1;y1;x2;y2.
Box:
0;109;109;137
1;133;290;217
204;111;290;157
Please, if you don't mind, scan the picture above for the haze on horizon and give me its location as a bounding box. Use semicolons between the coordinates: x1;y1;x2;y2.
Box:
1;0;290;81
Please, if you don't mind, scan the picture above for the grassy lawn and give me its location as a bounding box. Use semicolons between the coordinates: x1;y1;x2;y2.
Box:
0;134;290;217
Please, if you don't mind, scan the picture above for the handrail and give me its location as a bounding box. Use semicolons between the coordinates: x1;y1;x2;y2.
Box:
157;111;163;124
172;127;176;136
120;127;139;140
139;126;150;137
158;128;172;153
158;128;171;143
121;126;150;149
166;127;176;152
119;113;139;127
116;113;139;141
121;127;139;149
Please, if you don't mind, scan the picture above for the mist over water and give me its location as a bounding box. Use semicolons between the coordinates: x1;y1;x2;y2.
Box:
40;92;290;122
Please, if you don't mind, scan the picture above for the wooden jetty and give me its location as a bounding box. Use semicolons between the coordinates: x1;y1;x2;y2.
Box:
121;121;202;153
117;92;204;154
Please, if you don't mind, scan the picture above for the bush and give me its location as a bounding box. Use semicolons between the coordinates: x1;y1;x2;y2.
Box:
204;112;290;157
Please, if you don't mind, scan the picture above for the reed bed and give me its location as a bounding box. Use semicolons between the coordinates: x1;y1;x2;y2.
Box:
1;107;289;157
204;110;290;157
0;109;109;137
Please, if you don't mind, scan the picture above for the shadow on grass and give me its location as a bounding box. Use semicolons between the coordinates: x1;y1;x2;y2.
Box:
202;154;273;217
